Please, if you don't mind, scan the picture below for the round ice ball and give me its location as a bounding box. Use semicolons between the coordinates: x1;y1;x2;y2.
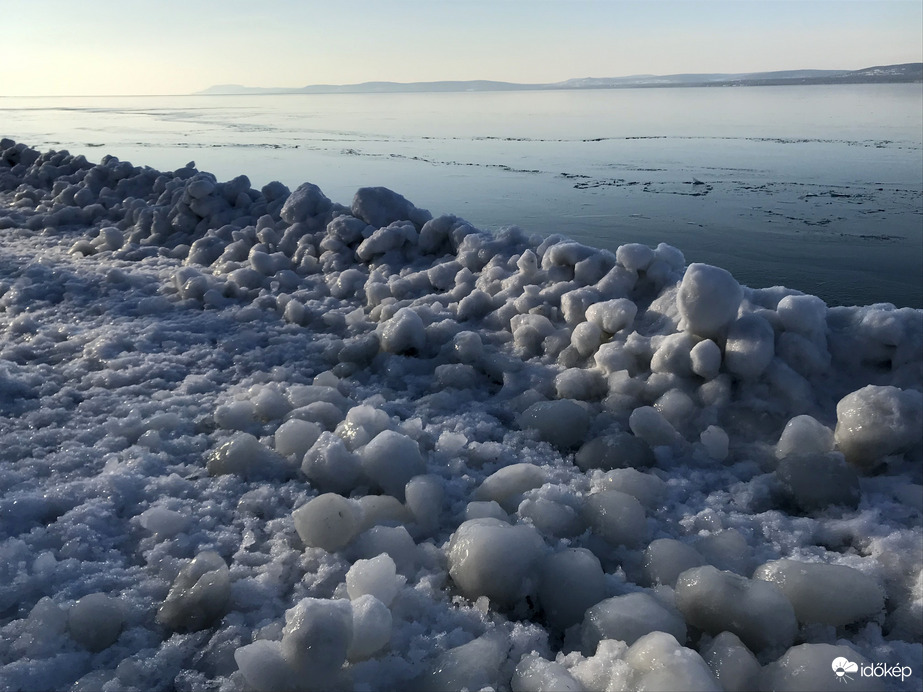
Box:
274;419;322;459
475;462;547;512
624;631;720;692
582;592;686;654
538;548;606;631
447;518;545;609
753;559;884;626
68;593;123;652
834;385;923;469
348;594;392;661
724;314;775;380
761;643;875;692
234;639;294;692
701;631;761;692
280;598;353;677
643;538;706;588
292;493;363;552
138;506;189;538
360;430;425;500
583;490;648;547
677;263;742;339
207;432;286;479
675;565;797;654
345;553;403;607
519;399;590;450
775;415;835;459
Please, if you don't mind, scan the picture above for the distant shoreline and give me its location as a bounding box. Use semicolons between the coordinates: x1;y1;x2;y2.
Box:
198;62;922;96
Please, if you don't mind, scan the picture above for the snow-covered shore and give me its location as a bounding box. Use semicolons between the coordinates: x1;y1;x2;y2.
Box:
0;139;921;691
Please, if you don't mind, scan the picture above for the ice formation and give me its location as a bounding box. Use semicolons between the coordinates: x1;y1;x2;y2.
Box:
0;139;921;691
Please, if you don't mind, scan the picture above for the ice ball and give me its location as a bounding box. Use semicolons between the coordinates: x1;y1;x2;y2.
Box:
675;565;797;654
835;385;923;468
359;430;425;500
776;452;860;511
538;548;606;631
678;263;742;339
643;538;707;588
519;399;590;450
753;559;884;626
424;632;508;692
761;643;874;692
234;640;295;692
292;493;363;552
348;594;392;661
345;553;404;606
280;597;352;677
274;419;322;459
475;462;547;512
582;490;648;547
68;593;123;652
701;631;761;692
624;631;720;692
447;518;545;609
724;314;775;380
775;415;835;459
581;592;686;653
207;432;286;479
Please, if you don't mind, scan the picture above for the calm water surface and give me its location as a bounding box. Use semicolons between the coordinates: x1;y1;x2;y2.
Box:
3;85;922;307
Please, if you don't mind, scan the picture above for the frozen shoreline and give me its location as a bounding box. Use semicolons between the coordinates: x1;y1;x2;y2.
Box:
1;140;921;691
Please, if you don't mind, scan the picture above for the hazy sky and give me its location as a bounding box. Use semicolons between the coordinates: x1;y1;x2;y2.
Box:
3;0;921;96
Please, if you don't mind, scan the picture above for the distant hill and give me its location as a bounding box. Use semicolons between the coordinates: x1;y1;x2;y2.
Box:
198;63;923;95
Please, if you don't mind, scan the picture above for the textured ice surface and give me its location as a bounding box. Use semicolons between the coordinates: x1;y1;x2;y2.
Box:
0;141;920;692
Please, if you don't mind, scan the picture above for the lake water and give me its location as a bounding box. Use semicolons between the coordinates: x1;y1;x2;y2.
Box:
3;85;922;307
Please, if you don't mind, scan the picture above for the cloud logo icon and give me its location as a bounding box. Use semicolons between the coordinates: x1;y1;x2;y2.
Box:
832;657;859;682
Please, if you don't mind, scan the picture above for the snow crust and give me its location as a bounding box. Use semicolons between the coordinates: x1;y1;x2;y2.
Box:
0;139;921;691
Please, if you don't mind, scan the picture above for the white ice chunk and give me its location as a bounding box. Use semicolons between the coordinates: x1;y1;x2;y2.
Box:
776;294;827;335
582;592;686;653
724;314;775;380
451;330;483;363
834;384;923;468
519;399;590;450
447;518;545;608
594;342;636;374
206;432;286;479
351;186;430;229
699;426;729;461
616;243;655;272
424;632;508;692
694;529;752;575
336;404;391;450
360;430;425;500
280;597;352;678
378;307;426;356
404;474;443;533
301;431;362;493
513;654;584;692
355;494;411;531
629;406;682;447
582;490;648;547
575;432;655;471
753;559;884;626
775;415;834;459
678;263;742;339
250;384;291;420
234;640;295;692
351;525;419;576
675;565;797;653
274;419;322;459
598;468;666;509
214;400;257;431
690;338;722;379
348;594;392;661
653;388;697;428
643;538;707;588
465;500;509;522
570;321;603;358
650;333;696;377
701;631;761;692
476;462;547;512
538;548;606;631
138;506;190;537
585;298;638;334
280;182;332;224
346;553;404;606
776;451;860;510
761;644;875;692
156;550;230;631
555;368;607;401
624;631;720;692
68;593;123;652
292;493;363;552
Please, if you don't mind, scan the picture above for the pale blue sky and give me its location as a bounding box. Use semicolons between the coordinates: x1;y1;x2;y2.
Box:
3;0;921;95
